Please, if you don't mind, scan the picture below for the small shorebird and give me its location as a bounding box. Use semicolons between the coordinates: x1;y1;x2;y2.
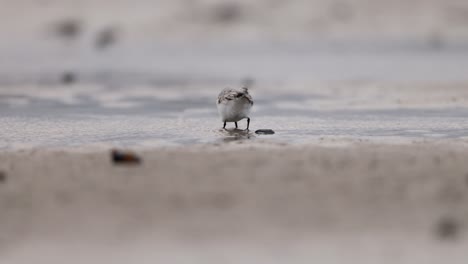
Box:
217;87;253;130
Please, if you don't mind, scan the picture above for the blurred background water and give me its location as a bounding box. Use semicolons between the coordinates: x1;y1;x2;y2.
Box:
1;0;468;149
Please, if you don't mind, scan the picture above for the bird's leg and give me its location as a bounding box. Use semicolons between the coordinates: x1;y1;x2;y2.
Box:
235;122;238;129
223;122;226;129
246;118;250;130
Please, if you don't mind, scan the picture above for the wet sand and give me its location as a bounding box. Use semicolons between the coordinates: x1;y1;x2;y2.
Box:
2;81;468;149
1;143;467;263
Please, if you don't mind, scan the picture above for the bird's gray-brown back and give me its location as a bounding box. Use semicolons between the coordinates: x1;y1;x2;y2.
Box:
217;87;253;105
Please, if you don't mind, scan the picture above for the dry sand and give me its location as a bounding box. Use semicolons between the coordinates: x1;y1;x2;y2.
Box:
0;142;467;263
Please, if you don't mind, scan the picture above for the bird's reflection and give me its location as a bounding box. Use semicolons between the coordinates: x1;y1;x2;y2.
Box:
219;128;253;143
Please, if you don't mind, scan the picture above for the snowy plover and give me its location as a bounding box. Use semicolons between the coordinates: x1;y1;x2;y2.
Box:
217;87;253;130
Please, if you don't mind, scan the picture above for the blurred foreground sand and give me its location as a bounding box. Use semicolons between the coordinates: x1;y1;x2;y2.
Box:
0;143;467;263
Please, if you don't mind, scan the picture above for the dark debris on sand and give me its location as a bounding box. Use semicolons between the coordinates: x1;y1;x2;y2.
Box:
0;171;6;183
435;217;460;241
255;129;275;135
111;149;142;165
95;27;118;50
52;19;82;39
211;2;242;23
61;72;77;84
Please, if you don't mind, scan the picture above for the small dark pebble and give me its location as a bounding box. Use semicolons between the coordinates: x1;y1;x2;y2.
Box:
61;72;76;84
255;129;275;135
212;3;242;23
95;27;117;50
111;149;141;165
0;171;6;183
435;217;459;240
53;19;82;39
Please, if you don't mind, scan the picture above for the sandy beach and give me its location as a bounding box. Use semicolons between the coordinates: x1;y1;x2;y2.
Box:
0;143;467;263
1;48;468;264
1;0;468;262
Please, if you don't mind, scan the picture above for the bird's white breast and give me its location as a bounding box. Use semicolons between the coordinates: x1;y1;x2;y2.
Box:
217;98;252;122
